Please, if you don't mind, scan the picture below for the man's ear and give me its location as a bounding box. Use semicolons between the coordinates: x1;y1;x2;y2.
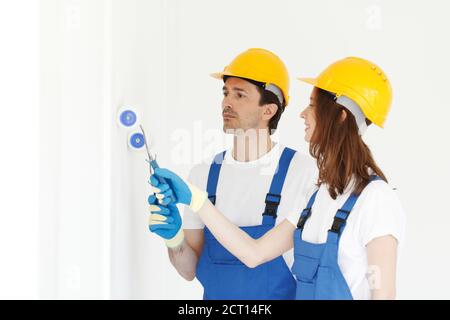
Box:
262;103;278;121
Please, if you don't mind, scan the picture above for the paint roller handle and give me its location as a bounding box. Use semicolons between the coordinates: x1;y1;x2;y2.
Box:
149;159;164;180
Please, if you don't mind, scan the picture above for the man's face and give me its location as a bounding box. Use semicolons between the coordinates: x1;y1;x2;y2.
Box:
221;77;265;134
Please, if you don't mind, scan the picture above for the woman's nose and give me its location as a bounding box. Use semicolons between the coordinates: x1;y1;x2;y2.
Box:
300;108;306;119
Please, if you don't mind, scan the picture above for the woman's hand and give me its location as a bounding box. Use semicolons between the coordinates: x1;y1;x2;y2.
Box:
150;168;208;212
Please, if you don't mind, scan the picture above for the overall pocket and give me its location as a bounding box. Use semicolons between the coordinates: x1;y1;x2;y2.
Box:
291;254;319;282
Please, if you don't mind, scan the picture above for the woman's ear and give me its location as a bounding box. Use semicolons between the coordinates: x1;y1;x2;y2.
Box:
340;109;347;122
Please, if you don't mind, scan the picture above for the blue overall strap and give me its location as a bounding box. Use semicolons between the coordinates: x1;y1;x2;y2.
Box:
296;189;319;230
328;175;382;242
263;147;297;221
206;151;226;205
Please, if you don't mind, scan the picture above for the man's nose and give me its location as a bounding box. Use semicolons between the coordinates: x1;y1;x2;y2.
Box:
222;99;232;111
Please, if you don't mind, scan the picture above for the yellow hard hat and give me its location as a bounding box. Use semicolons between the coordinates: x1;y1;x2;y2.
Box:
211;48;290;106
298;57;392;127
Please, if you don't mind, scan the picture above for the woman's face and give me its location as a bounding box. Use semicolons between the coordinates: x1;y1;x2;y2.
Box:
300;87;318;142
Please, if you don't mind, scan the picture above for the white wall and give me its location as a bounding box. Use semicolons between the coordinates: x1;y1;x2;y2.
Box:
3;0;449;299
0;0;39;299
39;0;111;299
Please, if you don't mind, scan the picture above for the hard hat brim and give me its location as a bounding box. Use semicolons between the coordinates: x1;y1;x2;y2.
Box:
298;77;335;96
297;77;317;86
210;72;225;79
210;71;245;80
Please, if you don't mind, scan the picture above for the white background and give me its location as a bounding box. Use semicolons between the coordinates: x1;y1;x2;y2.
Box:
1;0;449;299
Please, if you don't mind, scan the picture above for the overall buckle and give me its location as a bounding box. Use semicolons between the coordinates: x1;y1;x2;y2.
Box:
297;208;312;229
330;216;347;233
264;193;281;217
208;195;216;205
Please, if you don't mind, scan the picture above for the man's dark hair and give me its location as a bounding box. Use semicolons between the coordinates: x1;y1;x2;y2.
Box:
223;76;286;135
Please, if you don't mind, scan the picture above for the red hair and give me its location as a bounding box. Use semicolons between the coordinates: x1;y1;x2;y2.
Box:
310;89;387;199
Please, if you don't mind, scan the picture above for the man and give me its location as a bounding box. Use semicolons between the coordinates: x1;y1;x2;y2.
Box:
148;48;317;299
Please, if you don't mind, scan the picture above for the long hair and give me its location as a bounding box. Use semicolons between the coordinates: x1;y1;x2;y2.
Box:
310;88;387;199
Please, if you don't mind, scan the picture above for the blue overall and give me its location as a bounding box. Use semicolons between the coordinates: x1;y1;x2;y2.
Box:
196;147;297;300
291;176;381;300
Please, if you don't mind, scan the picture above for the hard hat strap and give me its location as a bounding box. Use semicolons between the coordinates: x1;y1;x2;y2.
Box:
335;95;368;136
265;84;284;106
223;75;284;106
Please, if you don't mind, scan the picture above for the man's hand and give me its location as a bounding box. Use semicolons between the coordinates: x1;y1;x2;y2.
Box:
148;193;184;248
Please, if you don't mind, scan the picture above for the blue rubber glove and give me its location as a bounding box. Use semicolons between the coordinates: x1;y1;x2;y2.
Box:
148;176;174;206
148;193;184;248
150;168;208;212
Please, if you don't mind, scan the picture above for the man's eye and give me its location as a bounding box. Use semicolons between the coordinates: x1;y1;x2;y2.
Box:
237;93;244;98
223;92;228;96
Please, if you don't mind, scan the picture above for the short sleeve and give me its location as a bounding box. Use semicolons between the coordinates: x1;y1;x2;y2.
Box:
182;206;205;229
287;211;300;227
356;181;407;247
283;153;318;227
292;155;319;213
286;184;318;227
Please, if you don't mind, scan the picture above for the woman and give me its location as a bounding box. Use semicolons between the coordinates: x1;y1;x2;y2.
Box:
148;57;406;300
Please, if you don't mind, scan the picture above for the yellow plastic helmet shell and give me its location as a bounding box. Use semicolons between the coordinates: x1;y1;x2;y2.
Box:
211;48;290;106
298;57;392;127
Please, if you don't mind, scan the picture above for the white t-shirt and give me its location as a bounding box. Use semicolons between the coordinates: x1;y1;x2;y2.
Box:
287;179;407;300
183;143;318;268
